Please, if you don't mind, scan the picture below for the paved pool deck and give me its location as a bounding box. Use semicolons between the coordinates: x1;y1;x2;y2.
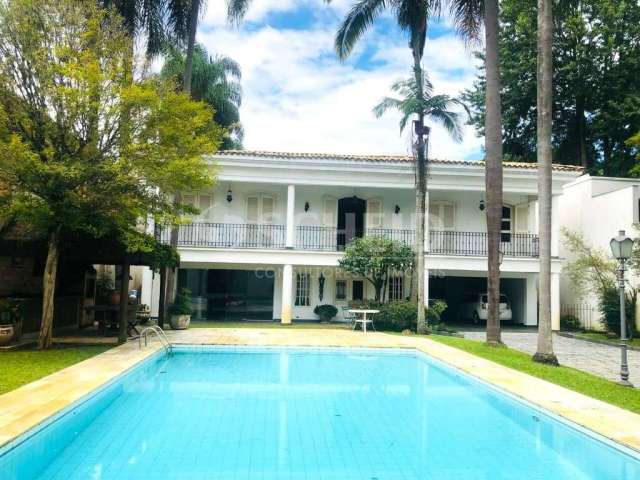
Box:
2;327;640;456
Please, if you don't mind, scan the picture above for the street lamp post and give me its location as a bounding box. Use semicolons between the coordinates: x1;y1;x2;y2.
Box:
609;230;635;387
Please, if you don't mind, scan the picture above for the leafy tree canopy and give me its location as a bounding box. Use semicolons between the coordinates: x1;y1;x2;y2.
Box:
462;0;640;176
0;0;223;255
338;236;414;302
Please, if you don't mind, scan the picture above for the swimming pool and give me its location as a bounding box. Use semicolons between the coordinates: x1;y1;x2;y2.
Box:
1;346;639;479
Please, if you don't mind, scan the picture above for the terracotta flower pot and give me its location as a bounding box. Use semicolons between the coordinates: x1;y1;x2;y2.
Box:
109;290;121;306
170;314;191;330
0;325;14;346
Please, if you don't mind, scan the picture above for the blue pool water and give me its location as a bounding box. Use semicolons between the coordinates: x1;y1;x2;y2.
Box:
1;347;640;479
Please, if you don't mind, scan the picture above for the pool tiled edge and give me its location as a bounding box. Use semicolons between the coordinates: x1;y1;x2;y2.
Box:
0;341;162;449
2;327;640;456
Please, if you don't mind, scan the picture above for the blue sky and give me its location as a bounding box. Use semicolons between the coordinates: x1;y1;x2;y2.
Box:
199;0;483;160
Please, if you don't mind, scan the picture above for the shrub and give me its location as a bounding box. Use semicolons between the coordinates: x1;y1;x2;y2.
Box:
599;286;636;337
314;304;338;322
375;300;418;332
427;299;447;325
373;300;448;332
169;288;192;315
560;314;582;332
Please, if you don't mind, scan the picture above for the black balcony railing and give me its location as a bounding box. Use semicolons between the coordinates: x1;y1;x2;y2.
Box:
156;223;286;249
157;223;539;258
429;230;539;257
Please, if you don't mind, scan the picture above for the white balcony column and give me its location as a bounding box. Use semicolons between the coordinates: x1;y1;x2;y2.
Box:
525;274;538;326
286;184;296;249
551;272;560;331
281;264;293;324
551;194;560;257
424;191;430;253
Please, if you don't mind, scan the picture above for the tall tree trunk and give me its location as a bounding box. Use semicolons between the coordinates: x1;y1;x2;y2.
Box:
576;94;588;168
534;0;559;365
413;57;428;335
484;0;503;346
164;0;201;309
183;0;200;95
38;228;61;349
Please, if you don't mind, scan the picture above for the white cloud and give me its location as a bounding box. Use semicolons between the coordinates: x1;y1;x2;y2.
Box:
198;7;483;160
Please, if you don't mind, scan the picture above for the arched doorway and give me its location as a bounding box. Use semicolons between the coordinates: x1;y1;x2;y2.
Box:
337;196;366;249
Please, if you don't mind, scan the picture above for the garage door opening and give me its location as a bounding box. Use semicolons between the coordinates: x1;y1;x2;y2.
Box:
178;269;274;321
430;276;528;325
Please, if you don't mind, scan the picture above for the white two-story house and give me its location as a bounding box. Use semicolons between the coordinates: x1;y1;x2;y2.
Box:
146;150;583;328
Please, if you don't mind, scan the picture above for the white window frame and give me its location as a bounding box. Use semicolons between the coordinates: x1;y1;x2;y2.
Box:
388;276;404;301
366;198;383;229
335;280;347;302
182;192;214;221
295;273;311;307
246;193;277;224
429;200;456;231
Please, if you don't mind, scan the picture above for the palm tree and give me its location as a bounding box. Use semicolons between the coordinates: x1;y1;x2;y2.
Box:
181;0;254;94
162;43;244;149
330;0;442;334
533;0;559;365
373;78;467;277
163;0;254;318
450;0;503;345
102;1;189;57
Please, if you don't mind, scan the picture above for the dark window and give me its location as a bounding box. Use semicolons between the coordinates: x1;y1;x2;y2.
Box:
335;280;347;300
388;276;404;301
352;280;364;301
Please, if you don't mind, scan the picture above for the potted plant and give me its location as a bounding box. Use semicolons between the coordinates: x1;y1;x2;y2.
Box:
169;288;192;329
96;272;115;305
314;304;338;323
0;298;22;345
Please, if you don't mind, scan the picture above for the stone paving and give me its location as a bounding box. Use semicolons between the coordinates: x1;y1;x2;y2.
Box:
461;328;640;386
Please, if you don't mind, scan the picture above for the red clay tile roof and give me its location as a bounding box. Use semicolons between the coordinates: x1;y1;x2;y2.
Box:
214;150;584;173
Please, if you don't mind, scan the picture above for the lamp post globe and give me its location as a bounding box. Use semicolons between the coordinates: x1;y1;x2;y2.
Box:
610;230;634;387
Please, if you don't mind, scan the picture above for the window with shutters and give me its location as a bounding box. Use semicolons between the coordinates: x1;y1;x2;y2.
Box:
295;273;311;306
388;276;404;301
514;204;529;234
323;196;338;227
198;194;213;221
246;194;276;224
366;198;383;228
429;201;456;230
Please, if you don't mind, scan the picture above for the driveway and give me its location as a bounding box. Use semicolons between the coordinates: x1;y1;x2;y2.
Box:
460;328;640;387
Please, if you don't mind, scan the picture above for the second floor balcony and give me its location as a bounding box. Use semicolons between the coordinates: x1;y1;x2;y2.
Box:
156;223;540;258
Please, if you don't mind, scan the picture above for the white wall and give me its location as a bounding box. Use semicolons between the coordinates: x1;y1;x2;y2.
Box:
559;176;640;327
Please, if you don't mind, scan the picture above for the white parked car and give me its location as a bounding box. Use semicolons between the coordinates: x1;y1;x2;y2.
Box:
460;293;512;323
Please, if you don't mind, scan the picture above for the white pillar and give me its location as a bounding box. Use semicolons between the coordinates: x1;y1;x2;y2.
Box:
286;185;295;248
525;274;538;326
424;191;430;253
551;272;560;331
551;195;561;258
281;264;293;324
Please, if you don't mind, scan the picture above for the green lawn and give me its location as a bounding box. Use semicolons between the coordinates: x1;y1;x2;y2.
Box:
573;331;640;348
0;345;111;395
428;334;640;414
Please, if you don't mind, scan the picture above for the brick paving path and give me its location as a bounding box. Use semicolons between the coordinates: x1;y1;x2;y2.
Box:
461;329;640;387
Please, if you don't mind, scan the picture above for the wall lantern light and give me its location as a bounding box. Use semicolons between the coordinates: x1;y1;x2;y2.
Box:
226;189;233;203
304;201;310;212
395;205;401;214
318;273;325;301
478;199;485;212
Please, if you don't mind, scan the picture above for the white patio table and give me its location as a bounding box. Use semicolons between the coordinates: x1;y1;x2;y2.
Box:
348;309;379;333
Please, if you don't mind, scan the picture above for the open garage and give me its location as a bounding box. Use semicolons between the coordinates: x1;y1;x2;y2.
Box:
429;274;532;326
